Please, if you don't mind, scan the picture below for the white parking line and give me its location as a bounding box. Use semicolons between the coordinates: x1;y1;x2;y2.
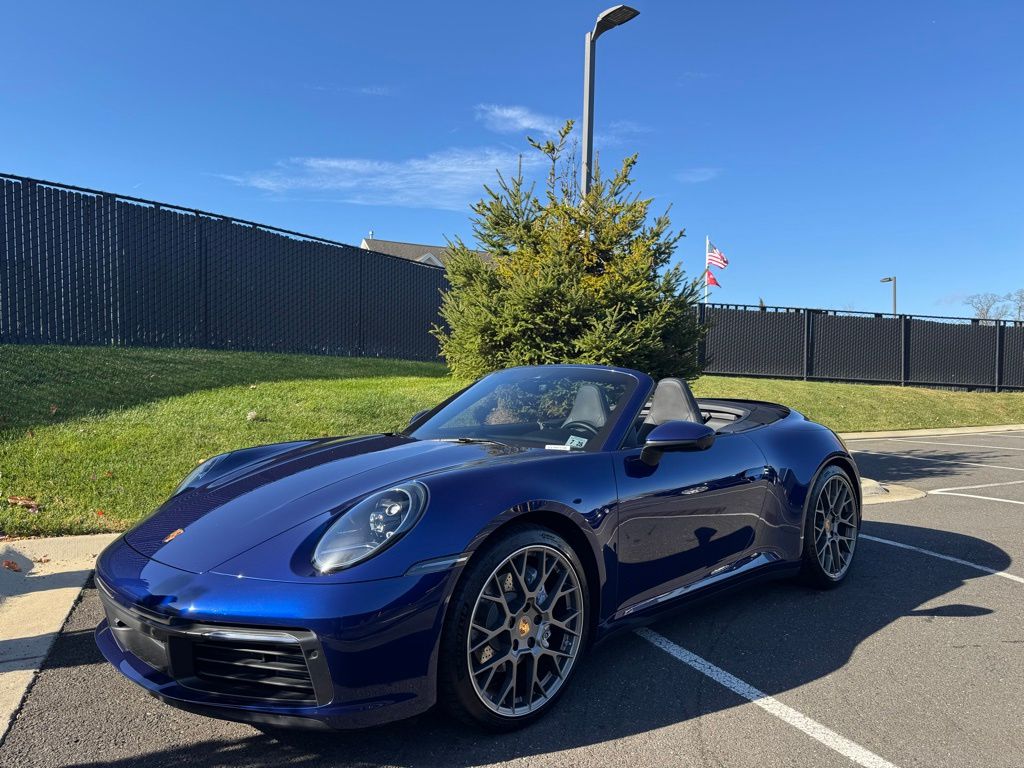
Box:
635;628;901;768
929;479;1024;507
891;438;1024;452
851;449;1024;473
932;480;1024;490
861;534;1024;584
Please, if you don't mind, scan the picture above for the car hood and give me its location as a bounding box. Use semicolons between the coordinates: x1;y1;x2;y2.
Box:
124;435;531;574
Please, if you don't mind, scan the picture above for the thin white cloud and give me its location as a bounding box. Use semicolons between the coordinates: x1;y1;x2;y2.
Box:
935;292;969;307
222;148;542;211
608;119;651;134
303;84;392;96
475;103;562;135
596;119;652;146
676;167;721;184
346;85;391;96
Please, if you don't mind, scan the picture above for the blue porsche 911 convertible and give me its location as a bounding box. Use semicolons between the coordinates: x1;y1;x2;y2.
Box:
95;364;860;731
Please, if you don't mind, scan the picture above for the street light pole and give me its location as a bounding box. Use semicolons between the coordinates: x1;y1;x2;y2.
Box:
582;32;596;196
880;276;897;316
581;5;640;197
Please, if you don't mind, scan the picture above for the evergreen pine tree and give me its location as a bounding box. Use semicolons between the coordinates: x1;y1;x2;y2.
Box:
434;121;703;380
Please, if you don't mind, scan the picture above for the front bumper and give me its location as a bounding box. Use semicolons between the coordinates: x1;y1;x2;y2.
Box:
95;536;459;729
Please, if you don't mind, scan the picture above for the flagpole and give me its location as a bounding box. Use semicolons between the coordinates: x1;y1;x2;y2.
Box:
704;235;710;304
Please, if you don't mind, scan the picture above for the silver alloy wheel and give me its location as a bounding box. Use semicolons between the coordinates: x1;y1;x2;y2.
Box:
813;474;858;579
467;544;584;717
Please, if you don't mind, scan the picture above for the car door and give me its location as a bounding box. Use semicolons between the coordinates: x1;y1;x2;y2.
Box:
613;432;770;616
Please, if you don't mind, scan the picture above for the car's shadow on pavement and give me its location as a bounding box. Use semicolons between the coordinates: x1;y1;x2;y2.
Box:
7;521;1012;768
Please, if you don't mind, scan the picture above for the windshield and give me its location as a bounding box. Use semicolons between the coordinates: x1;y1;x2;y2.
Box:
407;367;639;451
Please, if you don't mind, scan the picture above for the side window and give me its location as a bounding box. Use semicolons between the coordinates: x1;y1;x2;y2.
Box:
620;397;654;450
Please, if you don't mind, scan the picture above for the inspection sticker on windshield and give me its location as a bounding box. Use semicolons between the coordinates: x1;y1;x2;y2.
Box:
565;435;588;449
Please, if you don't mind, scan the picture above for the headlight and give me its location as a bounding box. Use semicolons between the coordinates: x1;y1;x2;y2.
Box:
312;482;428;573
173;455;224;496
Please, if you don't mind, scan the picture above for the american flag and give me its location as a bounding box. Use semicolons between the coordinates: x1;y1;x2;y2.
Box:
706;241;728;269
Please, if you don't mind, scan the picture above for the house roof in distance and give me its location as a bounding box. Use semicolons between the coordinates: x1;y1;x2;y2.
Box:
360;237;490;267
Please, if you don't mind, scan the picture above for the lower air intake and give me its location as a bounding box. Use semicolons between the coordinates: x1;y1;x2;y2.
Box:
190;639;317;705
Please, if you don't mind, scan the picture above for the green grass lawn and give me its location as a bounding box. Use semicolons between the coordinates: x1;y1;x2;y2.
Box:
2;344;1023;537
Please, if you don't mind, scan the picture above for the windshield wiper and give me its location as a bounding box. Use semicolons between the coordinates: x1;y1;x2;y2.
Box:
437;437;515;448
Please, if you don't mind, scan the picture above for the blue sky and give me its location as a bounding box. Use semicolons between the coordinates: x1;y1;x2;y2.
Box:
2;1;1022;316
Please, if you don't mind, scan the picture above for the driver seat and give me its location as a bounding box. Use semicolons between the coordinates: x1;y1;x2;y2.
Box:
561;383;610;432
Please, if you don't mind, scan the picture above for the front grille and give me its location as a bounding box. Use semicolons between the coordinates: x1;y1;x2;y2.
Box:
190;639;317;705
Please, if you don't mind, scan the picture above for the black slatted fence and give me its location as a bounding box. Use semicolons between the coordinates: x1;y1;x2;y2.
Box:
700;304;1023;391
3;173;1021;389
0;173;447;360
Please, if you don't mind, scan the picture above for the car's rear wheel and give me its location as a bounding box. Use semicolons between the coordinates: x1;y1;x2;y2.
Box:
439;526;589;730
800;465;860;588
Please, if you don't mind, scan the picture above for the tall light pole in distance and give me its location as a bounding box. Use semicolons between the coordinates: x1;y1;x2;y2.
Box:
880;276;897;316
581;5;640;196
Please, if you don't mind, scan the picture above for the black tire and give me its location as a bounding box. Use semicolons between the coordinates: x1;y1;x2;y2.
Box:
438;525;590;731
799;464;861;589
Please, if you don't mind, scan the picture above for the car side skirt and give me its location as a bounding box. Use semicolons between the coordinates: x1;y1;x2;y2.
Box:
598;555;800;636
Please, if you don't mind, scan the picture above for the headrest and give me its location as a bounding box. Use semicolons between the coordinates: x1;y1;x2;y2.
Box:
644;378;702;425
561;383;610;428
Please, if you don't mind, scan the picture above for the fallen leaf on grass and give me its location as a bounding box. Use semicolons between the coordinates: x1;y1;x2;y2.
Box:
96;509;106;516
49;403;58;415
6;496;40;513
2;560;21;572
246;410;259;422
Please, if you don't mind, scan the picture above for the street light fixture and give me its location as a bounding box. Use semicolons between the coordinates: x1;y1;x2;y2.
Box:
581;5;640;196
880;276;897;317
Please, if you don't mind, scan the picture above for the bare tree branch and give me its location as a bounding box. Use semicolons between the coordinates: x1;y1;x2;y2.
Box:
1005;289;1024;322
964;293;1010;320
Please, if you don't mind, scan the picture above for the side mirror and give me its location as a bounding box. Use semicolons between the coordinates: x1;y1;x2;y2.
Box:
640;420;716;466
407;409;430;429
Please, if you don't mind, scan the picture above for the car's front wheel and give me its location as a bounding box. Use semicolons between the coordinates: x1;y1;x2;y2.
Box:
800;464;860;588
439;525;589;730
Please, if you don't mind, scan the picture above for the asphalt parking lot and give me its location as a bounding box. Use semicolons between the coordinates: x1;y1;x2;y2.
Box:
2;431;1023;768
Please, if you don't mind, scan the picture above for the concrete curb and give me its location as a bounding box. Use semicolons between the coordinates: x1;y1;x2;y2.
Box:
860;477;926;505
0;533;118;743
841;424;1024;441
